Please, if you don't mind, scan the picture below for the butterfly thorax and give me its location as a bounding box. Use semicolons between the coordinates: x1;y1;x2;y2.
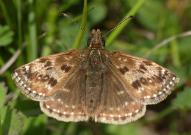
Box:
88;49;105;69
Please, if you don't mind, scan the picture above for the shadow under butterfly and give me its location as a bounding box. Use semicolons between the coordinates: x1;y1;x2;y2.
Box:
12;29;179;124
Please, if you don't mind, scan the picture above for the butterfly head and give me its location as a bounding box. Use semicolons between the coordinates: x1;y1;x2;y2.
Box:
88;29;105;49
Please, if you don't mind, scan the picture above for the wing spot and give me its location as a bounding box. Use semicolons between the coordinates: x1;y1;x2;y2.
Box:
72;105;75;109
48;77;57;87
24;90;30;94
90;99;94;103
57;98;62;102
42;75;50;81
152;94;157;98
163;88;167;92
46;104;50;109
140;77;148;85
166;85;170;89
118;57;122;61
117;90;125;95
139;64;147;71
158;91;163;95
32;90;37;94
137;69;145;73
137;89;142;93
110;114;114;117
24;65;30;72
148;79;152;83
46;67;53;70
144;95;151;99
153;75;163;83
140;87;144;90
12;72;18;79
135;109;139;113
139;87;144;91
57;110;60;113
38;92;43;96
169;81;173;85
119;66;129;75
53;109;58;112
127;113;132;116
125;102;129;106
15;76;21;82
37;74;43;80
44;61;52;67
132;80;141;89
102;113;106;116
172;77;176;81
61;64;71;73
39;58;49;63
20;81;24;85
161;69;166;75
123;59;127;62
143;60;152;66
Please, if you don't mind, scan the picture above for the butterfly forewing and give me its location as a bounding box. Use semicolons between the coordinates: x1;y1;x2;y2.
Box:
12;50;82;101
109;51;179;105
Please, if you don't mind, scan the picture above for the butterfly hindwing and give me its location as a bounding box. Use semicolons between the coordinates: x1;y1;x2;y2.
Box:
109;51;179;105
12;50;82;101
95;66;146;124
40;68;88;122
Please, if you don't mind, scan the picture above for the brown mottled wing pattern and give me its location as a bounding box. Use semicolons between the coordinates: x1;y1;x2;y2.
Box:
95;67;146;124
109;51;179;105
40;68;89;122
12;50;81;101
12;29;179;125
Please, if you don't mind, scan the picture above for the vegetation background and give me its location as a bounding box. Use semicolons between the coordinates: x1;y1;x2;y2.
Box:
0;0;191;135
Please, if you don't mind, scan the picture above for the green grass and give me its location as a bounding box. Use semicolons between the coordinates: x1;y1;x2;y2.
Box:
1;0;191;135
71;0;87;49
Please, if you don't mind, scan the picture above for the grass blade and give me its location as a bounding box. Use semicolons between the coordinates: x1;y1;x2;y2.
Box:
106;0;146;46
27;0;37;61
71;0;87;49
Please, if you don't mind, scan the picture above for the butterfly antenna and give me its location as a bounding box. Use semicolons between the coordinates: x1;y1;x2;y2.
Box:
103;15;134;38
59;7;95;21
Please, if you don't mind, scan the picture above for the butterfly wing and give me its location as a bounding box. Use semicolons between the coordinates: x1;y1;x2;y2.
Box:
109;51;179;105
40;68;89;122
95;65;146;124
39;51;146;124
12;50;82;101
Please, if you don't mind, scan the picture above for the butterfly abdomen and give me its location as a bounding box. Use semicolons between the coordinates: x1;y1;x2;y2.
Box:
85;71;103;116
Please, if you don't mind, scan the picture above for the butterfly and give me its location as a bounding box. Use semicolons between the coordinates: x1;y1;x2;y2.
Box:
12;29;179;124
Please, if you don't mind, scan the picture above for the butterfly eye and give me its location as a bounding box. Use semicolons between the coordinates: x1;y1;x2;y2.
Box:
87;36;91;47
101;37;105;47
